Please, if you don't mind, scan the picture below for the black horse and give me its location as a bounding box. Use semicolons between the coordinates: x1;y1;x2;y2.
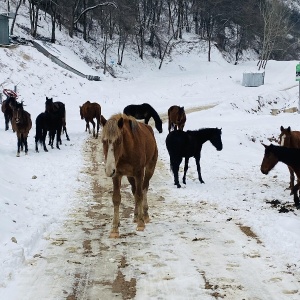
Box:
45;97;70;148
35;112;53;152
1;89;19;131
123;103;163;133
166;128;223;188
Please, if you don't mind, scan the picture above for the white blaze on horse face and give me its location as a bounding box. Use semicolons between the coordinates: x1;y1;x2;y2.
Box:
105;141;116;177
280;134;286;146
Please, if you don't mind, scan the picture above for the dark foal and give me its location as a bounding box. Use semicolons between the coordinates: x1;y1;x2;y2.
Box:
166;128;223;188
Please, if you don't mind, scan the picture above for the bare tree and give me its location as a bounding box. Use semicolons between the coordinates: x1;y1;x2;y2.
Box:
159;29;178;69
10;0;23;35
258;0;291;70
28;0;43;37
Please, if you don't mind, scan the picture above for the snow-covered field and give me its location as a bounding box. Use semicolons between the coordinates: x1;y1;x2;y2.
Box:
0;2;300;299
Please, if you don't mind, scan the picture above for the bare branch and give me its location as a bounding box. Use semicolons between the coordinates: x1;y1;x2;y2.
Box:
74;2;117;25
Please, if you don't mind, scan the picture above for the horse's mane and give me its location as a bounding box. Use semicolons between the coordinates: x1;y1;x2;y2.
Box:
102;113;139;141
268;144;300;164
145;103;162;124
187;128;221;135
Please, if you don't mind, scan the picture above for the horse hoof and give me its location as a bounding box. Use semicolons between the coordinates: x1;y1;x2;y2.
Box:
109;232;120;238
177;184;181;188
136;226;145;231
16;153;20;157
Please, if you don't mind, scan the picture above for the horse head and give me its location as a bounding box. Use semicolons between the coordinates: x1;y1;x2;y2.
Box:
45;97;54;112
279;126;292;146
13;102;25;124
210;128;223;151
156;118;163;133
260;143;279;175
101;115;124;177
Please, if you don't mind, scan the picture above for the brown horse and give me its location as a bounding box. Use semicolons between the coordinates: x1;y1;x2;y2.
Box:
260;143;300;209
101;113;158;238
1;89;18;131
79;101;102;138
278;126;300;189
11;102;32;157
168;105;186;132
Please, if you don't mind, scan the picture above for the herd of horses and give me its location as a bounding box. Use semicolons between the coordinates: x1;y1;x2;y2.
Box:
2;91;300;237
1;90;69;156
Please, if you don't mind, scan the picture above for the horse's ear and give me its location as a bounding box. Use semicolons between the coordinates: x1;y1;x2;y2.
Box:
280;126;284;131
288;126;291;132
118;117;124;129
261;143;267;148
100;115;107;126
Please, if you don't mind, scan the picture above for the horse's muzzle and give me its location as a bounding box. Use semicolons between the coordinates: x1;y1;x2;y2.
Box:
260;167;268;175
105;168;116;177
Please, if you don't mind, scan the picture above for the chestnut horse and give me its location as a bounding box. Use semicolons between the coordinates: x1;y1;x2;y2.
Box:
1;89;18;131
79;101;102;138
260;143;300;209
11;102;32;157
168;105;186;132
278;126;300;189
101;113;158;238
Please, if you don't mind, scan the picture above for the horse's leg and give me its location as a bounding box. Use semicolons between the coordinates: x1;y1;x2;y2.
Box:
5;114;9;131
96;118;100;139
195;154;205;184
35;135;39;153
56;129;61;149
16;135;21;157
127;176;138;221
133;173;145;231
291;183;300;209
63;125;70;141
91;119;96;137
20;134;24;152
43;130;48;152
49;131;54;148
110;175;122;238
288;166;295;189
182;157;190;185
171;156;182;188
86;120;91;134
24;135;29;155
142;159;157;222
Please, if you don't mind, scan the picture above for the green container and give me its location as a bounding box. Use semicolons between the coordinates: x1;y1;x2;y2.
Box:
0;15;9;45
296;64;300;81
